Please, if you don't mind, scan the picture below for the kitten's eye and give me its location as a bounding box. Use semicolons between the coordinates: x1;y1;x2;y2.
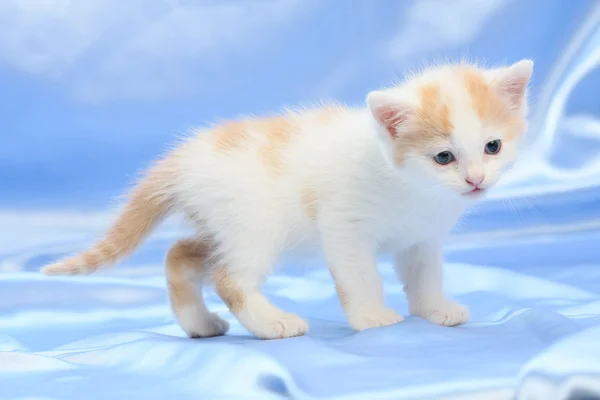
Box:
485;139;501;155
433;151;455;165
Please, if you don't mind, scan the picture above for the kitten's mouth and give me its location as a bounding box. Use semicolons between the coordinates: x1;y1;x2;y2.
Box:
462;187;485;197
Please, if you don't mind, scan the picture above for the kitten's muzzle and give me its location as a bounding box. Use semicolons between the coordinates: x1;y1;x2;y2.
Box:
462;187;485;197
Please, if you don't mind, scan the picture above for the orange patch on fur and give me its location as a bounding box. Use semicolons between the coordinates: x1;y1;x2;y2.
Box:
214;121;249;152
463;68;493;120
301;187;317;220
166;239;211;309
213;114;297;173
393;83;454;165
260;115;295;174
417;83;453;136
462;68;524;140
213;265;246;313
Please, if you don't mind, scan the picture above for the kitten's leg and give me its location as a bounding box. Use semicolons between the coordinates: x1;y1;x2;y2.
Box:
321;226;403;331
212;242;308;339
395;242;469;326
166;239;229;338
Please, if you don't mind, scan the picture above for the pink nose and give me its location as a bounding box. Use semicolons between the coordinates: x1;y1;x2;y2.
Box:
466;175;484;187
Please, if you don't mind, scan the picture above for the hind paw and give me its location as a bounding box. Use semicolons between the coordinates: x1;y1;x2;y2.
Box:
178;307;230;338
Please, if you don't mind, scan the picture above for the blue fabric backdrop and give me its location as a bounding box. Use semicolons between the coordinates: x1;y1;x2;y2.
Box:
1;1;599;399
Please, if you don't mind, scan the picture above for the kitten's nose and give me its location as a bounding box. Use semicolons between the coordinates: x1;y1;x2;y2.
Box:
465;174;484;187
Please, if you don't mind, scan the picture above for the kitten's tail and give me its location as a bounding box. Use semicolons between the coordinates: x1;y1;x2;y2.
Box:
41;164;175;276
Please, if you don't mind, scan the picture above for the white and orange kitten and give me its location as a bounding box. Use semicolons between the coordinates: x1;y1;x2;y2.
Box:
42;60;533;339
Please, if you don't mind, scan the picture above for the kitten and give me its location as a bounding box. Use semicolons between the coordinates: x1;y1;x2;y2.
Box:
41;60;533;339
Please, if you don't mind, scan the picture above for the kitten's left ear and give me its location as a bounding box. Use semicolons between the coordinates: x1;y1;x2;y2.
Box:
491;59;534;110
366;90;415;139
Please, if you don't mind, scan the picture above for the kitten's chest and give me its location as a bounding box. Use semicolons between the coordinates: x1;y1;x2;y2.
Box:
374;193;463;247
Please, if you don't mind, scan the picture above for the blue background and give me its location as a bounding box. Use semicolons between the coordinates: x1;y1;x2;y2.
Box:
2;0;597;210
1;1;600;399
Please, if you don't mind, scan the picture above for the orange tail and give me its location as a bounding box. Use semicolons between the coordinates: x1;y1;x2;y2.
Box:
42;168;173;276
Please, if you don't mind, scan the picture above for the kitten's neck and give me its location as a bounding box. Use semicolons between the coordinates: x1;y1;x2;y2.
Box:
349;114;472;239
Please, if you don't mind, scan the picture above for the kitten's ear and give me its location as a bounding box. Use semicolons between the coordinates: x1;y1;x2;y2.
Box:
367;91;415;139
491;59;533;110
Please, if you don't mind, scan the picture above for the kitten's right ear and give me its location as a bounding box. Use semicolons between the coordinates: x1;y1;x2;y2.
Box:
490;59;534;111
367;91;414;139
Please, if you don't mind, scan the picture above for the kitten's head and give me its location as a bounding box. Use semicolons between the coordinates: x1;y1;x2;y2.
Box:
367;60;533;200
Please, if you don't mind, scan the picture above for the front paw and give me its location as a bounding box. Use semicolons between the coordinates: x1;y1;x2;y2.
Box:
239;310;309;340
411;299;469;327
347;307;404;331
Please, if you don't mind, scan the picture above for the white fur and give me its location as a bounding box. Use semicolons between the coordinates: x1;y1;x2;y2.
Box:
176;305;230;338
155;61;533;337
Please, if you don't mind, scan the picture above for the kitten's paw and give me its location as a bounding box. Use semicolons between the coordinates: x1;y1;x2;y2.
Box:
192;312;230;338
244;311;309;340
179;309;230;338
348;307;404;331
411;300;469;327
